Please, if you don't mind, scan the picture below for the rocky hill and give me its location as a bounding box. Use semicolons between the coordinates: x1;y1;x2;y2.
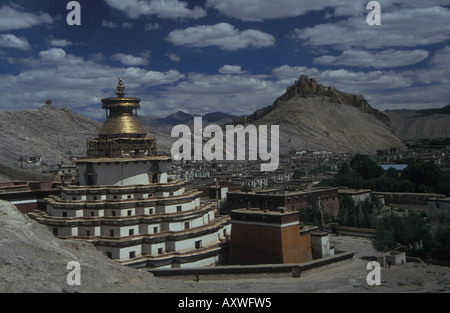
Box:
0;200;186;292
0;104;101;177
232;75;407;155
385;105;450;139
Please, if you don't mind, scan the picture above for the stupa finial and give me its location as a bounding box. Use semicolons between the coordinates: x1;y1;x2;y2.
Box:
116;77;126;98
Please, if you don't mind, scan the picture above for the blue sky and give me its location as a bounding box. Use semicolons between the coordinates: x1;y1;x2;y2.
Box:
0;0;449;120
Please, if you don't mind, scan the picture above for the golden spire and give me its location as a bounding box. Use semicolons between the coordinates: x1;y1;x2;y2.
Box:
116;77;126;98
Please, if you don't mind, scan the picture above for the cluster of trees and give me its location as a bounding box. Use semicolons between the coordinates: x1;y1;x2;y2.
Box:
323;154;450;196
293;166;332;179
373;213;450;261
314;154;450;261
338;194;383;229
338;193;450;261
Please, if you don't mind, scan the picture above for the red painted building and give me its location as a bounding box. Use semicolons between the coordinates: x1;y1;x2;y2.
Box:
0;181;59;214
227;187;340;217
229;208;313;265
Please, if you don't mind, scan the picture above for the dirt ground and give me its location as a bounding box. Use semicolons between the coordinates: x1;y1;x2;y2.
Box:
180;235;450;293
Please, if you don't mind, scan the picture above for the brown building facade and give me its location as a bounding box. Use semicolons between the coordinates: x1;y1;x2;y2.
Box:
227;187;340;217
228;208;313;265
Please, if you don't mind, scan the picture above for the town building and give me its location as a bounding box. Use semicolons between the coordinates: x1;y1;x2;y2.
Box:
0;181;59;214
338;188;372;205
228;207;334;265
29;79;231;269
226;187;340;217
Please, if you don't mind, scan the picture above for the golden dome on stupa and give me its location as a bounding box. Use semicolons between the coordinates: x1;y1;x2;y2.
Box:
99;78;147;138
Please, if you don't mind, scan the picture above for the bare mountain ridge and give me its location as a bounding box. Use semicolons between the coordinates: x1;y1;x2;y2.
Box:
385;105;450;139
0;104;101;168
237;75;391;127
233;75;406;155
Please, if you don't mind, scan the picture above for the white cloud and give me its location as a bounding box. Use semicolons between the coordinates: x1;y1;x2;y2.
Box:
0;5;52;31
111;51;151;66
206;0;450;21
0;48;185;118
102;20;119;29
50;39;74;47
153;71;282;117
314;49;430;68
166;23;275;51
166;53;181;62
124;67;185;86
104;0;206;19
144;23;161;31
218;65;246;75
206;0;336;21
39;48;67;61
293;6;450;50
0;34;31;50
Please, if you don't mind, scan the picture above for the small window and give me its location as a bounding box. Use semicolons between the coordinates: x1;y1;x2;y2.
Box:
153;226;158;233
106;252;112;259
113;195;118;200
127;195;132;199
90;211;95;217
129;229;134;236
53;228;58;236
129;251;136;259
177;205;182;212
195;240;202;249
127;210;132;216
86;230;90;236
93;196;97;201
72;197;76;201
149;208;153;214
158;248;163;254
112;211;116;217
62;212;67;217
184;222;190;230
110;230;114;237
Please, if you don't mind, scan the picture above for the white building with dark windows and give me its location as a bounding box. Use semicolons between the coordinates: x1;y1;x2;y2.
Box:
29;79;230;268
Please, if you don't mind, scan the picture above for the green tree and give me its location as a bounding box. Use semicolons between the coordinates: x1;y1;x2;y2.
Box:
350;154;383;180
373;212;433;258
432;226;450;261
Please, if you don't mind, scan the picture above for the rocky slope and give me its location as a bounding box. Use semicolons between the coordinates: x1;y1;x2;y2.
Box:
0;104;101;167
385;105;450;139
0;200;187;292
232;75;407;155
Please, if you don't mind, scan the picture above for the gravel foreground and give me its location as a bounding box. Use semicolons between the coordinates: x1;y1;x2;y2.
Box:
0;200;449;293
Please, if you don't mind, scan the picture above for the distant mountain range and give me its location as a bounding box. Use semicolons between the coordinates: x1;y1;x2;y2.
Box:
139;111;240;134
385;105;450;139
